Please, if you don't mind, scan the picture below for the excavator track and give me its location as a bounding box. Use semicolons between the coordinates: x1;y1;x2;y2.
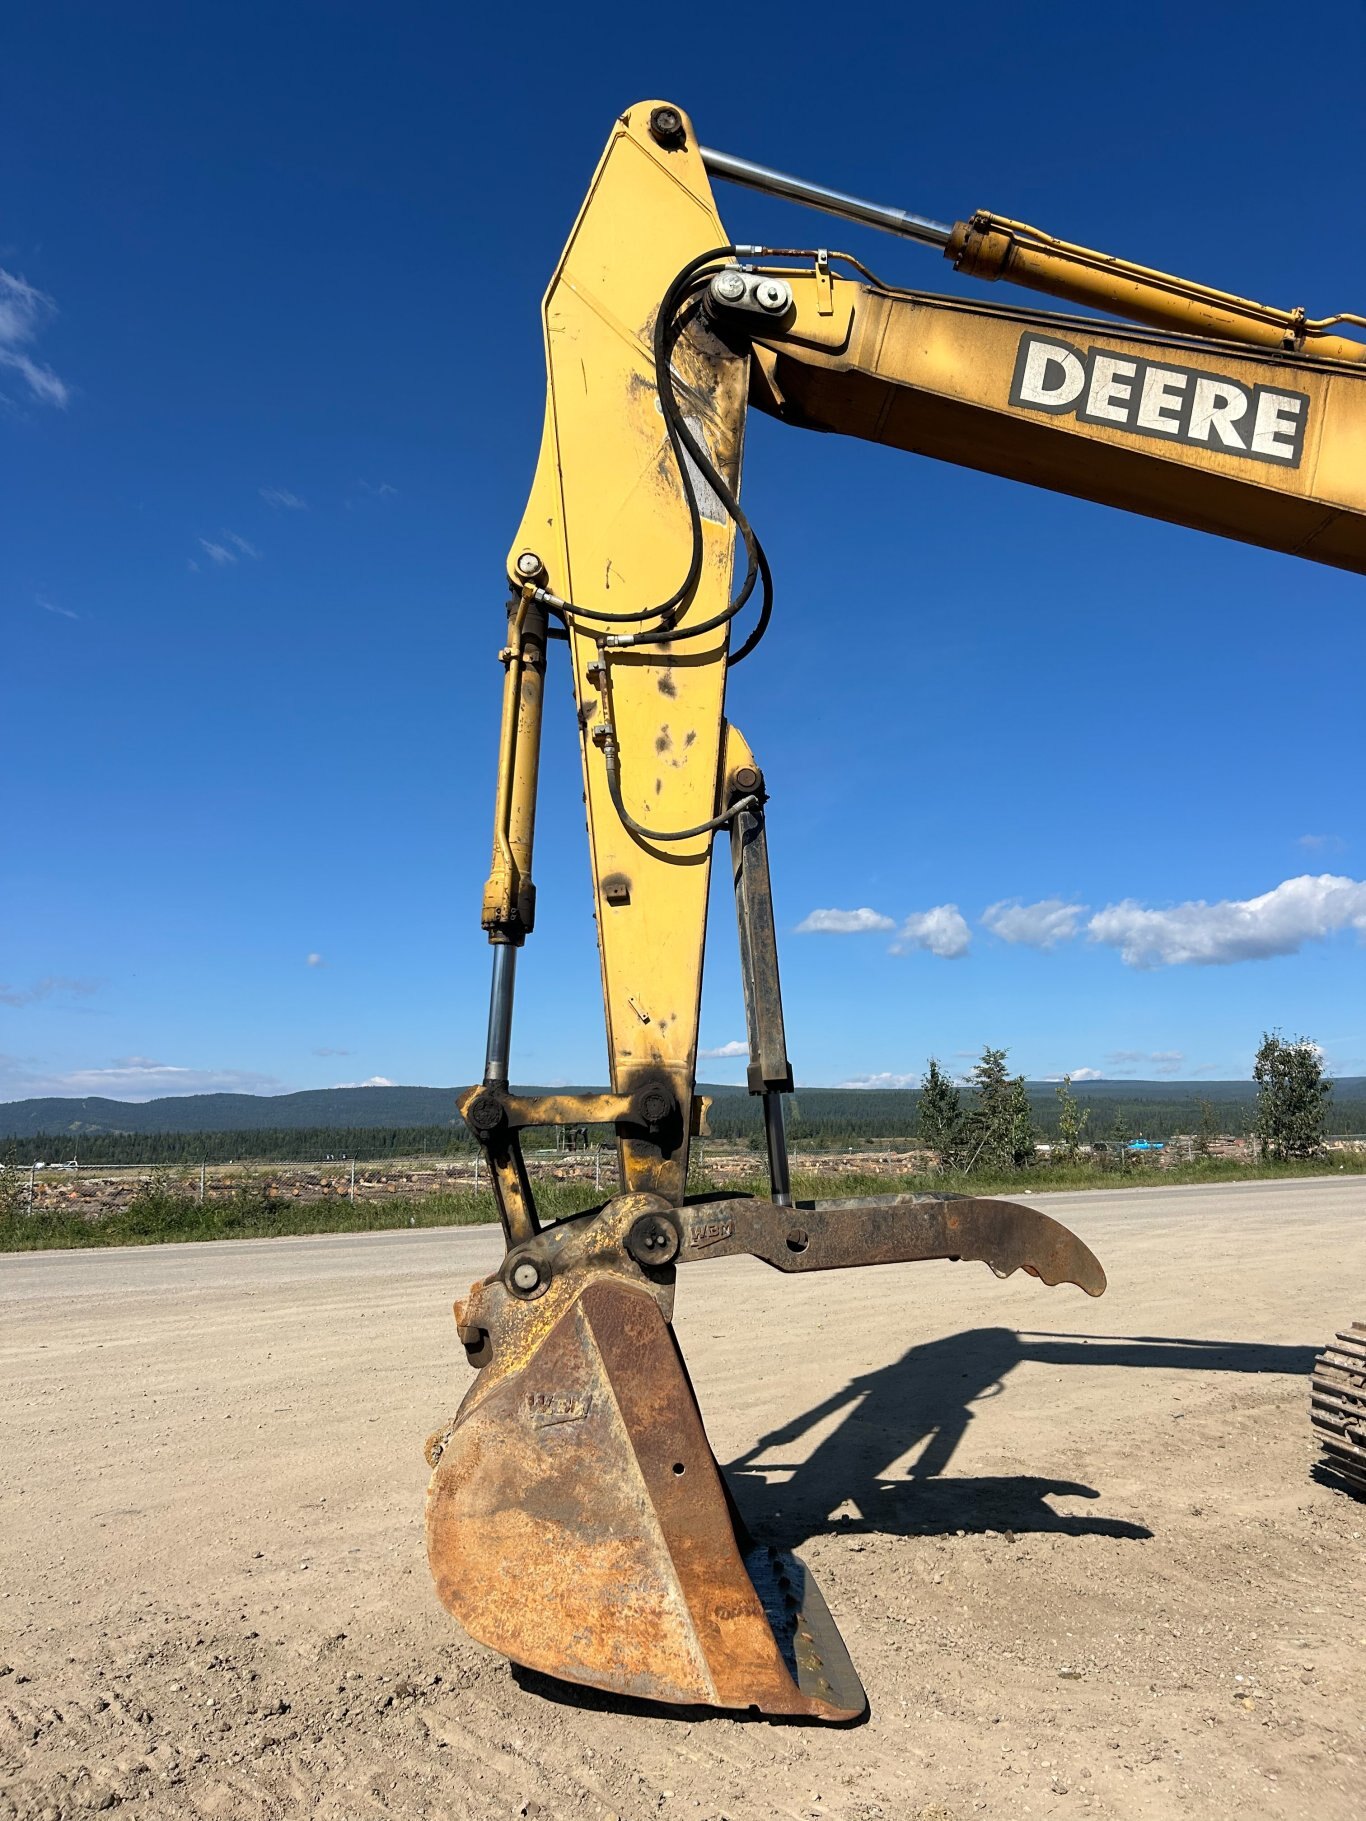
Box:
1310;1323;1366;1497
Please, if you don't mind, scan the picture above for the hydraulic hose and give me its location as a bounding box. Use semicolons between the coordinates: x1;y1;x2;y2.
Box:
543;249;782;843
600;727;759;845
536;246;773;658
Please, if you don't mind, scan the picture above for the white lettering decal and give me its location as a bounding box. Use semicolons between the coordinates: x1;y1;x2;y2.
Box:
1136;366;1188;436
1086;353;1138;424
1010;332;1307;468
1017;340;1085;410
1250;390;1305;462
1187;377;1249;450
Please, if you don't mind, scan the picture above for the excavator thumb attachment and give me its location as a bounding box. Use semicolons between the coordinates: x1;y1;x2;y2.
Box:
677;1190;1108;1293
425;1191;1102;1720
426;1268;864;1719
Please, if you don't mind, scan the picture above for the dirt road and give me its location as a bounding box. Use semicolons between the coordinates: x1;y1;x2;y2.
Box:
2;1177;1363;1820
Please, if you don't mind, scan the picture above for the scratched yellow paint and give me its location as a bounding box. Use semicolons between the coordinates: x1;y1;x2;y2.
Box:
506;103;750;1195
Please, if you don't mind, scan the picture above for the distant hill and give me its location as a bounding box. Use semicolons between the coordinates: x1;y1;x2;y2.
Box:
2;1077;1364;1145
0;1085;468;1140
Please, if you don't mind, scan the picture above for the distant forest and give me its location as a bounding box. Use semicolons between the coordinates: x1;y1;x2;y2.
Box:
6;1080;1365;1166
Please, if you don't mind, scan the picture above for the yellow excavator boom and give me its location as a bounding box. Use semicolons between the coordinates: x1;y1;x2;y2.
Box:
751;275;1366;572
425;100;1362;1721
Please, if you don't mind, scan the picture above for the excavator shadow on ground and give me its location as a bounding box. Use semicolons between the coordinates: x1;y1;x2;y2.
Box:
722;1328;1318;1548
511;1328;1316;1720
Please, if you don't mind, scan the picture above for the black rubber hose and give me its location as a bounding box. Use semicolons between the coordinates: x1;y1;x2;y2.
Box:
548;247;731;627
603;265;770;651
601;732;759;845
547;245;773;656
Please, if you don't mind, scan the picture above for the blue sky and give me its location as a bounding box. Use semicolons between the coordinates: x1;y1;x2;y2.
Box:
4;4;1364;1102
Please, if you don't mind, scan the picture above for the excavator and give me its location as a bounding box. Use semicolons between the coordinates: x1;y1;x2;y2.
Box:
425;101;1366;1721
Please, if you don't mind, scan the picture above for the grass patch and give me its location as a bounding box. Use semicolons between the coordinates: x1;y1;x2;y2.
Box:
2;1152;1361;1252
0;1176;584;1253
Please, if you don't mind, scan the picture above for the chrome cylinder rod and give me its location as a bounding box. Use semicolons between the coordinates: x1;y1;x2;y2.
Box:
763;1090;793;1209
701;146;952;250
483;944;517;1087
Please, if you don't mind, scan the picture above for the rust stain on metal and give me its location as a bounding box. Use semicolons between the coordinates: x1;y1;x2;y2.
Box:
425;1184;1101;1718
426;1267;864;1718
527;1390;594;1428
675;1191;1106;1296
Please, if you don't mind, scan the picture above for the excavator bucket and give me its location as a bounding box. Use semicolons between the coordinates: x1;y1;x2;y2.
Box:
426;1190;1104;1720
427;1272;863;1717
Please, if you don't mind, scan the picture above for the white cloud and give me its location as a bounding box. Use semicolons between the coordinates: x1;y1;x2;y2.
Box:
306;953;326;968
699;1039;749;1059
892;905;972;959
1;1055;283;1101
1105;1049;1185;1076
196;532;260;568
332;1075;395;1089
836;1072;921;1090
796;907;896;934
37;595;79;621
1298;833;1345;853
1087;873;1366;968
982;897;1086;949
259;487;306;510
0;269;71;409
0;976;99;1008
1069;1067;1106;1082
349;480;398;509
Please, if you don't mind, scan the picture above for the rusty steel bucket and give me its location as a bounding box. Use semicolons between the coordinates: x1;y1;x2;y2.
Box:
425;1190;1105;1720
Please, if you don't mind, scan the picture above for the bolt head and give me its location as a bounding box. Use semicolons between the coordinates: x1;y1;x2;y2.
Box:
510;1260;541;1293
712;270;747;303
626;1213;680;1269
648;106;685;148
515;551;544;580
637;1085;673;1126
755;279;790;314
464;1093;504;1136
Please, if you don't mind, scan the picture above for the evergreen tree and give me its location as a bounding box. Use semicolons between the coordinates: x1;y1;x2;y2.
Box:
1055;1075;1089;1160
1008;1074;1037;1167
1254;1031;1331;1160
917;1059;963;1168
964;1046;1017;1171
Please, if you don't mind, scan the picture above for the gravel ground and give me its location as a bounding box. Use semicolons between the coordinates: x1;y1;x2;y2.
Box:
2;1175;1363;1820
